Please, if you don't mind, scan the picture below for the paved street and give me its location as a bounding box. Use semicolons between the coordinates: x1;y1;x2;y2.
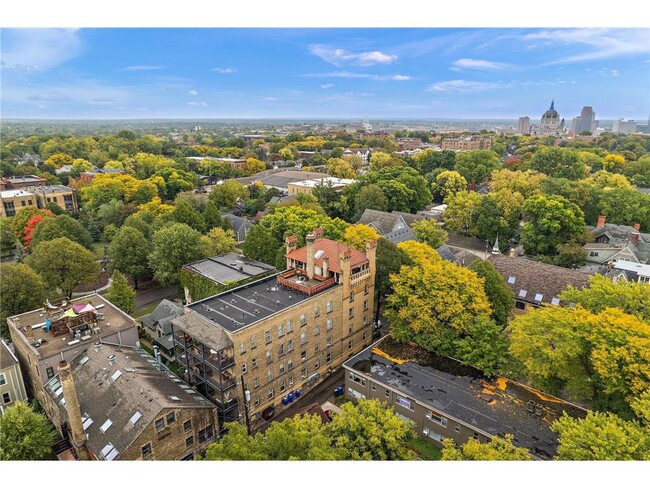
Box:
135;285;179;309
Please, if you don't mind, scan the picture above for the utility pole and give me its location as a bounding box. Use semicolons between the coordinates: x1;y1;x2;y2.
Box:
241;374;251;435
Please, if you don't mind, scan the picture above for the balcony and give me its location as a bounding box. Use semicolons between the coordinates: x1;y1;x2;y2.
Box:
350;268;371;285
277;269;336;296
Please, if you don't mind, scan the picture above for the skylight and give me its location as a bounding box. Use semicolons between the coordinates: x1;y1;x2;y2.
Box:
82;413;94;431
507;276;516;284
111;370;123;381
101;443;119;460
534;293;543;302
551;298;561;305
79;356;90;366
129;411;143;425
169;396;182;402
100;419;113;433
315;250;325;259
518;289;527;298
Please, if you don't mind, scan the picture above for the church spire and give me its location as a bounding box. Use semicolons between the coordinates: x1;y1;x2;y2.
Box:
550;99;555;110
491;234;501;255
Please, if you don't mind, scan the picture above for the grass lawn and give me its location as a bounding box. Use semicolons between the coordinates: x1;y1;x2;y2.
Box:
405;436;442;460
132;303;157;318
91;241;108;258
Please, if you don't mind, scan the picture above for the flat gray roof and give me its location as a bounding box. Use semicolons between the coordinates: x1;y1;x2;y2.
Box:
183;253;275;285
187;274;336;333
344;336;588;459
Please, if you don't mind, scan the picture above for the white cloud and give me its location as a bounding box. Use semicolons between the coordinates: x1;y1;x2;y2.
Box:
320;84;335;89
263;97;279;101
451;58;516;71
212;67;238;74
309;45;397;66
124;65;164;71
523;29;649;64
188;90;198;96
27;92;69;101
427;79;501;93
187;101;208;107
1;28;83;72
90;98;114;105
302;71;411;81
610;69;620;77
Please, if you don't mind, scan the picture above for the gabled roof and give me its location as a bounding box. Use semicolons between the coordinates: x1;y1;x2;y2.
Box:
45;346;213;460
384;227;418;245
357;209;407;235
489;254;591;305
139;299;183;329
286;237;368;273
446;231;489;253
221;213;252;232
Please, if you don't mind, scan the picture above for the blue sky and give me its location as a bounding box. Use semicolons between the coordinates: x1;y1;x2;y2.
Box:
1;28;648;120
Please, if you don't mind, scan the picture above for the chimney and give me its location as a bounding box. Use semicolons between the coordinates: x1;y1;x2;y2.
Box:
597;215;606;228
312;227;324;239
306;233;316;280
285;234;297;270
58;360;88;458
366;240;377;285
322;256;329;277
631;232;639;246
339;249;352;298
633;223;641;232
509;248;516;257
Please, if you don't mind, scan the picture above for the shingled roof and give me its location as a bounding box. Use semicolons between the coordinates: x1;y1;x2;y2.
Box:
488;254;591;306
286;237;368;273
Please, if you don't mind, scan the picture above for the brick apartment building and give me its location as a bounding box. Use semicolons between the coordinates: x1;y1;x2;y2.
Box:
441;136;492;151
171;228;376;432
344;336;588;459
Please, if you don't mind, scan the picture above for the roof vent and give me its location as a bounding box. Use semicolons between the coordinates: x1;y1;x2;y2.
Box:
108;354;116;365
254;309;259;314
289;295;292;300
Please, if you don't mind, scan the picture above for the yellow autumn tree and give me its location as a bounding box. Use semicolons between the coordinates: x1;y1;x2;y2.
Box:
342;224;380;252
603;153;626;172
386;241;491;355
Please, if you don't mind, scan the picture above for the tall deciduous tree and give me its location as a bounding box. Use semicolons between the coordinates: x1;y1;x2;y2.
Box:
0;217;16;255
527;147;586;180
374;237;412;323
521;194;585;256
342;224;380;252
453;149;502;183
203;200;224;230
170;199;206;233
109;226;151;290
0;263;46;338
209;180;248;210
30;214;94;250
431;170;467;203
326;157;356;178
326;399;415;460
442;191;483;236
441;434;532;460
386;241;492;355
552;391;650;460
200;228;237;257
353;184;388;221
468;259;514;327
242;225;281;266
106;270;136;313
489;169;546;199
11;208;54;245
0;402;58;460
26;237;99;299
149;223;203;286
411;219;448;249
244;157;266;176
559;274;650;323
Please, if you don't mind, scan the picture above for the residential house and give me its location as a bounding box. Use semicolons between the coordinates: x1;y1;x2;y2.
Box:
43;345;217;460
488;254;591;314
605;260;650;284
171;229;376;432
287;177;356;196
357;208;424;245
344;335;588;459
220;213;253;244
444;230;490;259
342;148;372;165
583;215;649;265
138;299;184;363
0;339;28;412
1;175;47;189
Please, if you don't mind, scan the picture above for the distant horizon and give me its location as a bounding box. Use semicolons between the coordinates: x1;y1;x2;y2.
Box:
2;28;648;121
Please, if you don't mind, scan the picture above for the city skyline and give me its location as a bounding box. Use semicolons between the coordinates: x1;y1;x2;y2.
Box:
1;28;649;120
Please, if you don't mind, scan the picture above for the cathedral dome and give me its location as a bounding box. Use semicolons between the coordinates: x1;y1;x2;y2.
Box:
542;99;558;119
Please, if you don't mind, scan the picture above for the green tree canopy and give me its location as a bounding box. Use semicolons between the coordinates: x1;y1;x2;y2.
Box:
442;191;483;236
521;194;586;256
326;399;415;460
10;208;54;245
106;270;136;313
200;227;237;258
527;147;586;180
0;217;17;255
209;180;248;210
441;434;532;460
0;263;46;338
411;218;448;249
342;224;380;252
468;259;515;327
352;183;388;221
258;205;348;246
170;199;206;233
453;150;501;183
242;224;281;267
108;226;152;290
0;401;58;460
374;237;412;321
149;223;203;286
30;214;94;250
26;237;99;299
431;170;467;203
489;169;545;199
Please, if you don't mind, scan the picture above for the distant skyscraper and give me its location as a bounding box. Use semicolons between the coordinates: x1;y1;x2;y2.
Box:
575;106;596;134
517;116;531;135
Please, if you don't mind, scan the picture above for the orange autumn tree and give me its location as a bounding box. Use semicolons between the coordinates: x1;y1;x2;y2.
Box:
23;215;50;248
